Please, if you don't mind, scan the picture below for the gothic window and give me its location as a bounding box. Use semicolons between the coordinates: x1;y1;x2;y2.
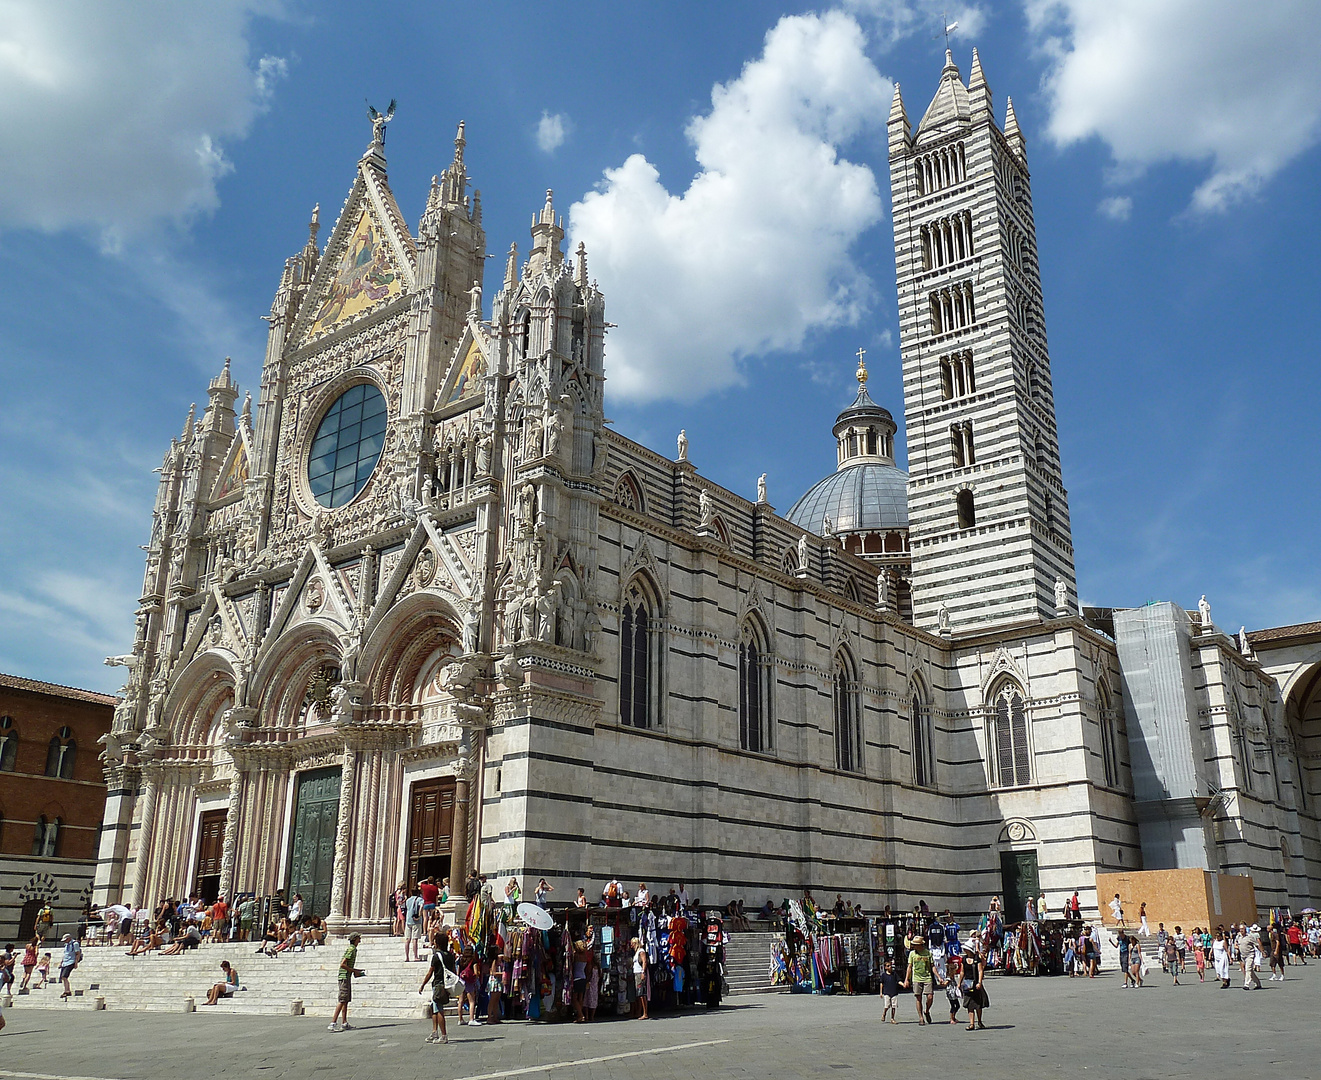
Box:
32;815;60;857
619;579;660;730
612;472;644;513
0;717;16;771
912;688;935;788
990;682;1032;787
781;545;799;576
517;311;531;356
956;489;976;530
1098;682;1119;788
833;652;861;773
738;620;772;753
45;727;75;779
950;422;974;468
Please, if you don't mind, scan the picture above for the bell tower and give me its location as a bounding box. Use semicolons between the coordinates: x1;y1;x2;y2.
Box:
889;49;1076;632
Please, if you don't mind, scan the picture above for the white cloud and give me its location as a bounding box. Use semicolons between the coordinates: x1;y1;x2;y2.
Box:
844;0;987;46
1026;0;1321;212
0;0;285;242
1098;195;1132;220
569;12;890;402
537;111;568;153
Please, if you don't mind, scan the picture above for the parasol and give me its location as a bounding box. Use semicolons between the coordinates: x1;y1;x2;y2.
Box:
518;903;554;931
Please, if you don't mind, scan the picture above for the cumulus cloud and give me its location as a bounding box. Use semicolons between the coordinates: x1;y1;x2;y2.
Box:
1097;195;1132;220
0;0;286;242
1027;0;1321;212
570;12;890;402
537;111;568;153
844;0;987;46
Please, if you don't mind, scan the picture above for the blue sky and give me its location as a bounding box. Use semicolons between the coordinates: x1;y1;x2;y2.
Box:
0;0;1317;693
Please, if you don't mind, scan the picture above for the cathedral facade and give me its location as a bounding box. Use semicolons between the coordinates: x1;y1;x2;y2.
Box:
93;53;1318;931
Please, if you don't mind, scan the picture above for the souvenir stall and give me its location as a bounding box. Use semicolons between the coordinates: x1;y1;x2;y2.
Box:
1001;919;1067;976
780;900;879;994
550;902;705;1018
454;891;556;1020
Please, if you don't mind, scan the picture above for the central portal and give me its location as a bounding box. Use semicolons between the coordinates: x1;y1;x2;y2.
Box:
287;766;341;917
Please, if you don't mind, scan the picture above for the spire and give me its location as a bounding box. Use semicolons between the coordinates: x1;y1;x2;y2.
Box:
1004;95;1025;158
887;82;910;153
528;190;565;277
943;48;956;72
855;346;868;387
439;121;470;209
241;392;252;424
916;49;971;139
968;47;991;116
307;204;320;250
183;403;195;442
504;242;518;290
575;241;588;287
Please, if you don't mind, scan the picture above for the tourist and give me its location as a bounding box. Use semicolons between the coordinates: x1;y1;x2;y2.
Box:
159;922;202;954
961;943;989;1030
204;960;239;1005
988;895;1001;915
390;882;405;936
1063;932;1077;977
1109;893;1123;925
1269;924;1286;980
1128;935;1144;987
1164;934;1180;985
57;933;81;1000
1113;930;1132;988
36;902;54;942
237;895;256;942
35;953;51;988
420;876;440;925
631;936;650;1019
458;945;481;1026
464;870;480;902
585;947;600;1021
328;933;364;1032
1024;897;1037;923
487;950;507;1024
634;882;650;908
1156;924;1168;969
404;886;424;962
0;946;13;995
1212;928;1232;988
19;939;37;990
574;888;588;908
1138;902;1149;936
1193;928;1207;982
943;955;963;1023
1037;892;1048;920
879;959;900;1023
1174;925;1187;974
1235;926;1260;991
534;878;553;906
570;940;589;1023
603;879;625;907
417;931;450;1044
901;933;936;1024
503;878;521;908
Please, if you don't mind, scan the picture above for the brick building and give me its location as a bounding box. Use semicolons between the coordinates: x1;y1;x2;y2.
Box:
0;672;115;941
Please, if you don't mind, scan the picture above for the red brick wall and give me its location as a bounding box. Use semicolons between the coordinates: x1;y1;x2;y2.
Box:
0;684;113;861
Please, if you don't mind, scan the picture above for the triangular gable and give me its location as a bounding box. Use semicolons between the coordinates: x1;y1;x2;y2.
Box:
437;324;492;407
291;162;418;348
210;431;250;503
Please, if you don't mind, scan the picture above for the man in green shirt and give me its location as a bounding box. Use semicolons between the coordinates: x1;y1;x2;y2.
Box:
901;934;936;1024
329;933;364;1032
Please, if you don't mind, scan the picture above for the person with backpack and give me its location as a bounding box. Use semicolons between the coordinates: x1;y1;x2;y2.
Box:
403;886;425;962
417;931;451;1044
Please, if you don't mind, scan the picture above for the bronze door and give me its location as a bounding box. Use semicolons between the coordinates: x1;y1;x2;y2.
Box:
407;778;455;888
287;767;341;918
194;809;226;902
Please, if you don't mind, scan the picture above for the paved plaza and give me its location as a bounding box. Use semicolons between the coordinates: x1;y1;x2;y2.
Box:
2;963;1318;1080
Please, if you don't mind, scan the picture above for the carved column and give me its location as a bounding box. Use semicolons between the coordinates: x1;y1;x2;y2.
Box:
328;746;358;925
131;770;159;908
448;756;475;889
217;768;244;900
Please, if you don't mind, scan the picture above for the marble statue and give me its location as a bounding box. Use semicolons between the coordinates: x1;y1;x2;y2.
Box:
938;602;951;632
462;602;481;655
1054;577;1068;614
698;489;713;528
797;533;808;572
677;429;688;461
757;473;767;504
1198;594;1212;631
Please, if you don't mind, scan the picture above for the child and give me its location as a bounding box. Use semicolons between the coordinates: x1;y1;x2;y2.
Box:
36;953;52;988
943;955;963;1024
1194;929;1206;982
878;959;900;1024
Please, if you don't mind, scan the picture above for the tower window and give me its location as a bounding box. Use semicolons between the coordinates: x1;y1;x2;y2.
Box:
950;422;974;468
45;726;76;779
32;815;61;857
956;490;976;530
739;621;771;753
912;690;934;788
0;717;16;771
619;580;660;729
991;682;1032;787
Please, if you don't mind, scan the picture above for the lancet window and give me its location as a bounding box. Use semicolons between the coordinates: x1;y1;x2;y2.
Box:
990;681;1032;787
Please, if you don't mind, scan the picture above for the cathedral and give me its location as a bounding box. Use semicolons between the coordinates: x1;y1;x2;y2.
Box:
93;51;1319;933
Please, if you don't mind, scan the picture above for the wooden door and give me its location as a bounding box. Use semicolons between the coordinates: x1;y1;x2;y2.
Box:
407;778;455;887
193;809;227;901
287;767;341;917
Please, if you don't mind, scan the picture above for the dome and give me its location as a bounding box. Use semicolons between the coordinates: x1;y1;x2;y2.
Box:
786;461;909;535
786;350;909;536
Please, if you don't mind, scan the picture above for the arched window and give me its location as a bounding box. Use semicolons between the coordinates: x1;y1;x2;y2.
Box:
912;687;934;788
45;726;76;779
32;815;60;857
0;716;16;771
739;621;771;753
619;579;660;729
781;545;799;576
990;681;1031;787
833;653;861;773
1098;682;1118;788
956;490;976;530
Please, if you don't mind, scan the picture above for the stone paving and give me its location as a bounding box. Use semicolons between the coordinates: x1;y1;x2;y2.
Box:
1;961;1316;1080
